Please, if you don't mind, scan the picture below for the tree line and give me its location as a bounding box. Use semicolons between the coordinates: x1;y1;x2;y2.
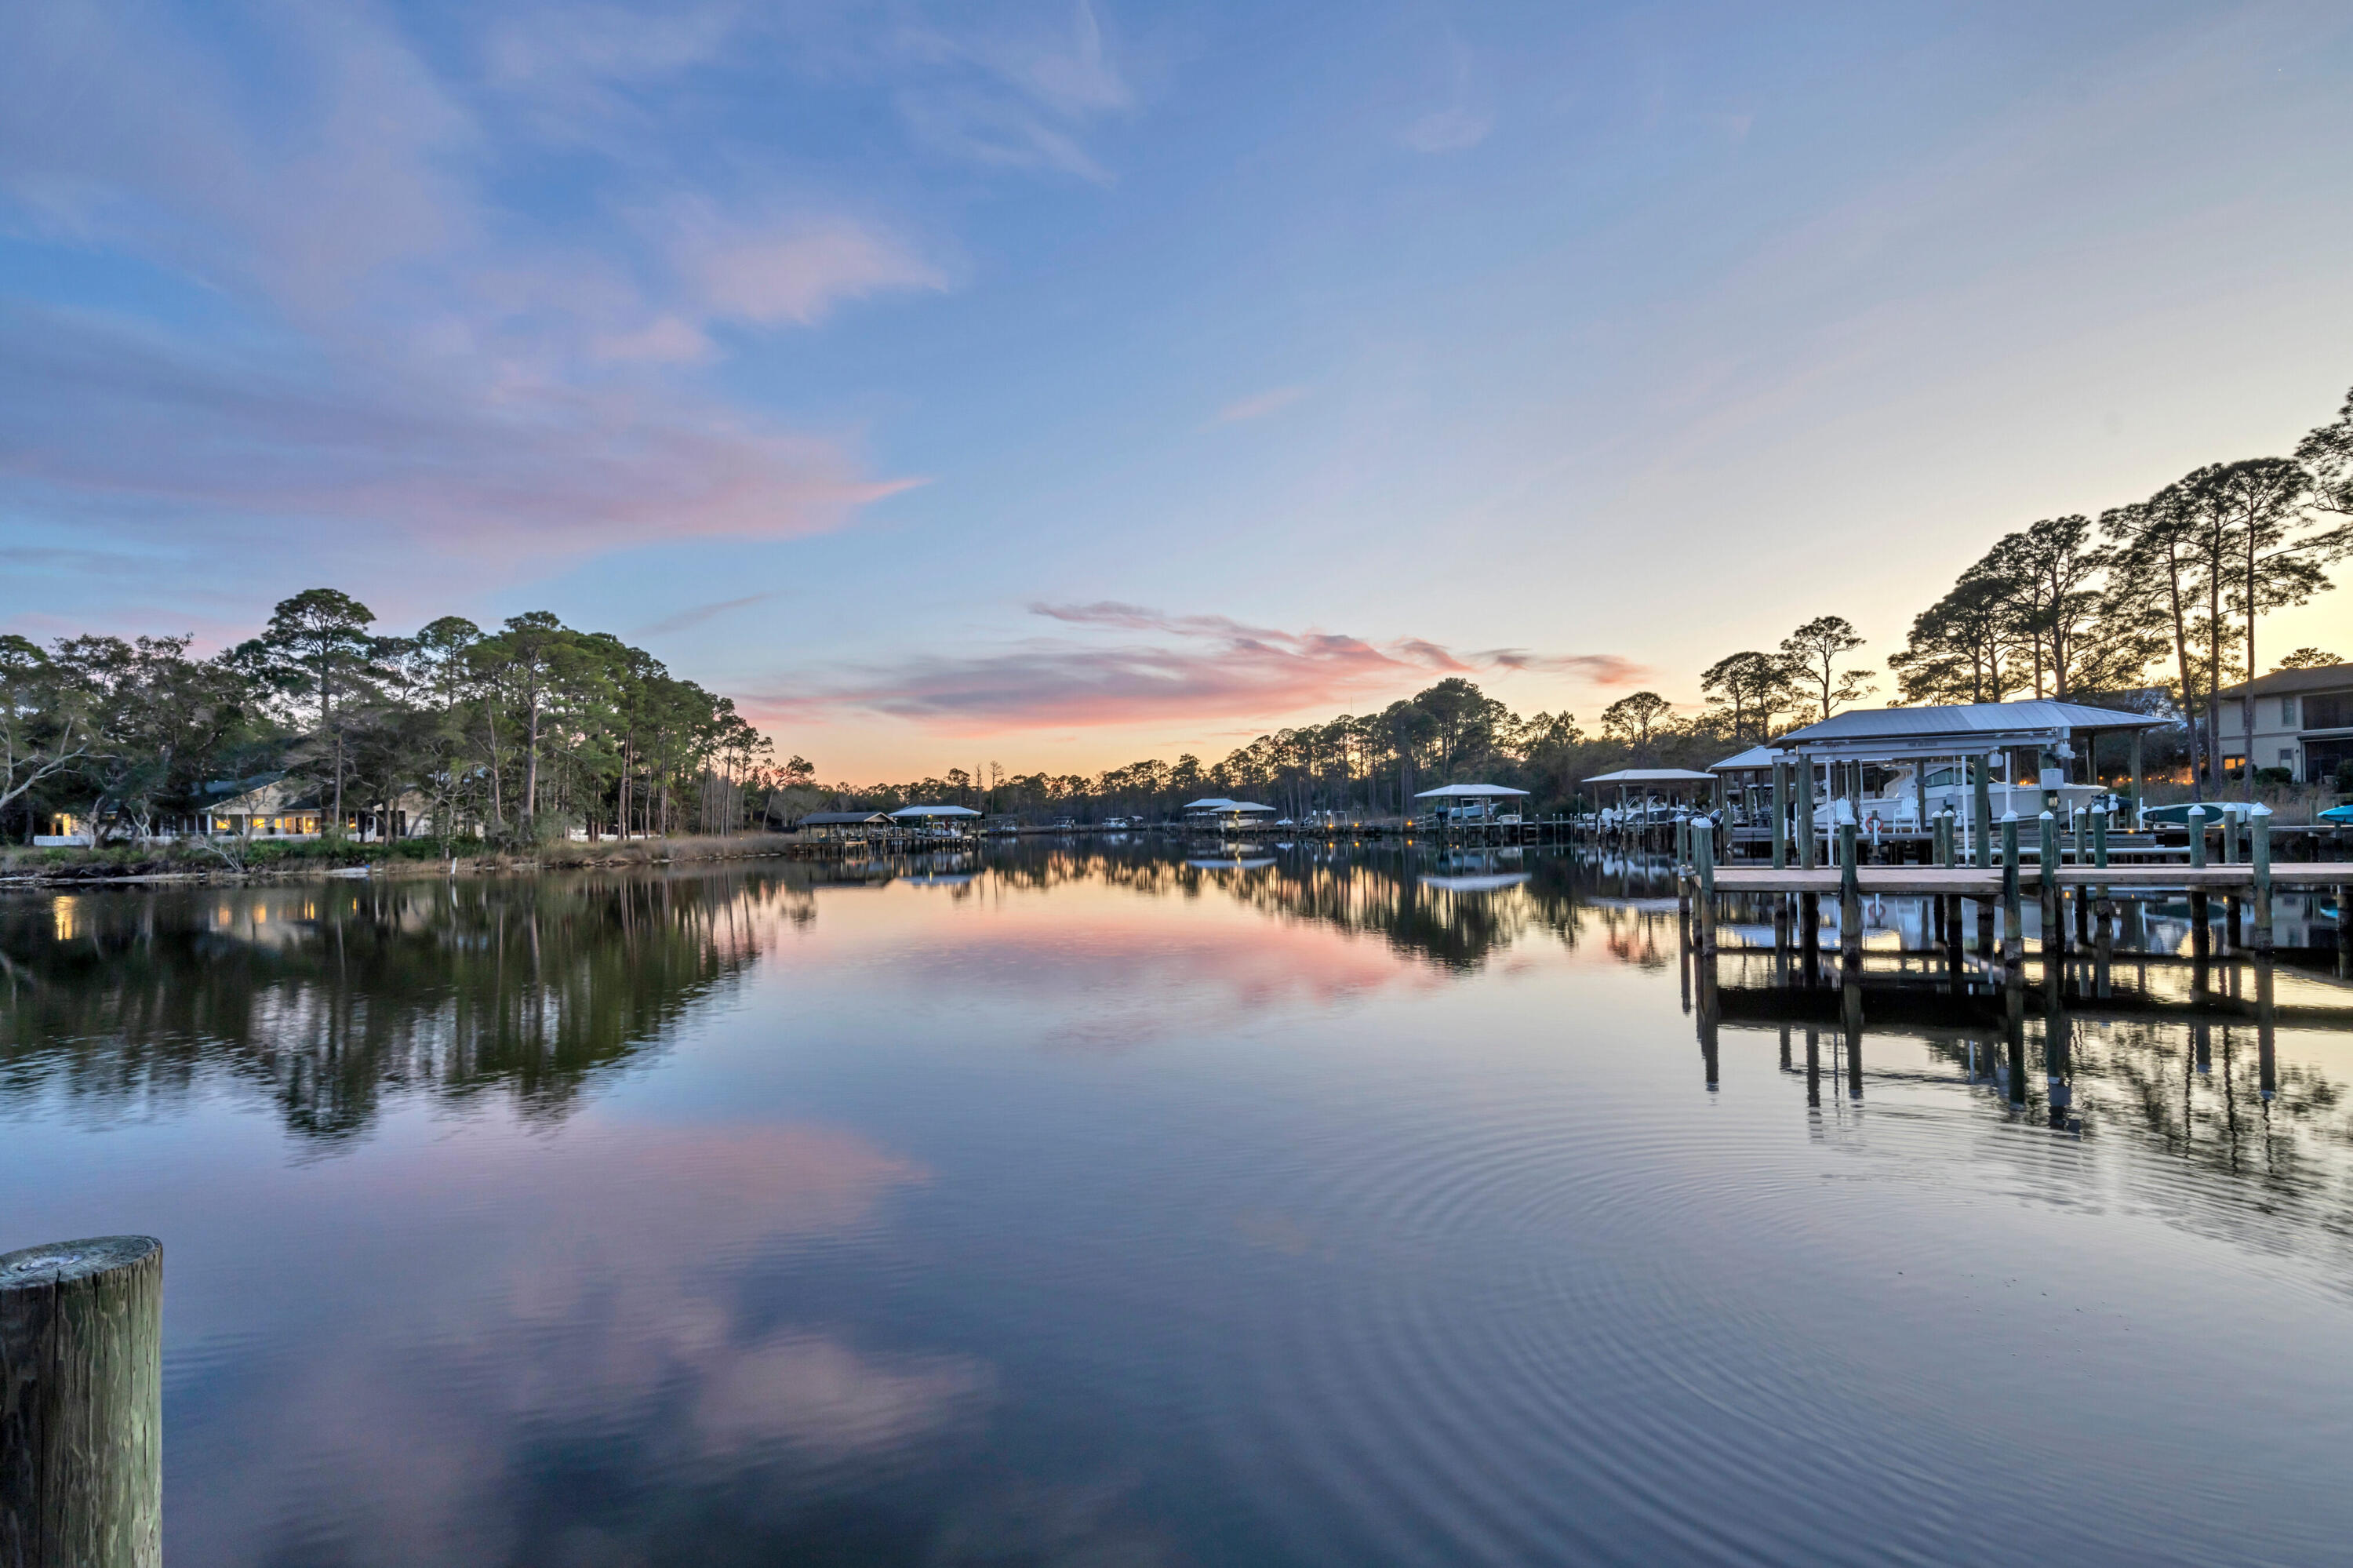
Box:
2;589;773;846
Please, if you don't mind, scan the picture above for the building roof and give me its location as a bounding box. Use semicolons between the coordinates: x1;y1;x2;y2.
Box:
1413;783;1531;798
889;804;982;817
1708;745;1787;773
798;810;893;826
1773;700;2165;759
2213;662;2353;700
1584;767;1717;784
1183;798;1275;813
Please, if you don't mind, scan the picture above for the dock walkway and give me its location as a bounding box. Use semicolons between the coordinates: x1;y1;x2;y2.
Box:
1715;864;2352;897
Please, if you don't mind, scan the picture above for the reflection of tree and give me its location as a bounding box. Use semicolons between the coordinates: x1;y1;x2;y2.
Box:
0;875;777;1144
980;842;1661;972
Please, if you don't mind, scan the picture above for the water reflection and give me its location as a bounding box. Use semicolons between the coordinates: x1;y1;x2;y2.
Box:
9;848;2353;1565
2;876;780;1141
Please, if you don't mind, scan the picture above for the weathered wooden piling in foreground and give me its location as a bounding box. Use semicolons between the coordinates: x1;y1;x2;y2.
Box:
1;1236;163;1568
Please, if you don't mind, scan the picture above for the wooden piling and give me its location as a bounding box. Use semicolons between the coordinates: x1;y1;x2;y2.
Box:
1972;755;1993;869
1836;820;1861;969
1;1236;163;1568
1771;761;1788;871
2250;806;2272;952
1695;820;1717;954
2000;813;2023;963
2038;810;2062;958
2188;806;2207;869
1797;753;1817;872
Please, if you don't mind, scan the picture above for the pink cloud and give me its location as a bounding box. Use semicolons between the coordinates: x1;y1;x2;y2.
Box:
675;211;949;328
0;307;919;564
744;603;1638;733
1209;384;1309;426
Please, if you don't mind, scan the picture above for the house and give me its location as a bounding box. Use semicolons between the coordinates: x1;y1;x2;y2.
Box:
2212;663;2353;784
202;777;429;840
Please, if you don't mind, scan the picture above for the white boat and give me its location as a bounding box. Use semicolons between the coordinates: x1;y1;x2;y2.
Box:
1810;762;2119;831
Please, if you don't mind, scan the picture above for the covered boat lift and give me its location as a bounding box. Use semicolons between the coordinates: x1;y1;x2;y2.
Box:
1763;700;2171;865
889;803;984;842
1182;798;1278;834
1413;782;1530;825
1583;768;1718;825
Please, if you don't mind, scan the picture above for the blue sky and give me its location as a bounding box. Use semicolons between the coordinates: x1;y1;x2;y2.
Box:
5;0;2351;777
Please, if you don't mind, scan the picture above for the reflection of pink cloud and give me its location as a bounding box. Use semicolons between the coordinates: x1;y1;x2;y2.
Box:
749;602;1638;733
801;879;1446;1049
174;1119;982;1564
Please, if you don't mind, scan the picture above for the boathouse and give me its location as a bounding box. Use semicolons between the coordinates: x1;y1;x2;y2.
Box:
796;810;893;842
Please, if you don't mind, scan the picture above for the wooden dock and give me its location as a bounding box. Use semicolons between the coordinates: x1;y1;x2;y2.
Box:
1714;864;2352;897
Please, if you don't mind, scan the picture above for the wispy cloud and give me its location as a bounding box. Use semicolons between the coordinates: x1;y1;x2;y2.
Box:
1399;27;1489;153
669;206;950;329
1209;384;1309;427
749;603;1638;732
1400;107;1492;154
0;2;960;583
635;592;780;638
893;0;1134;183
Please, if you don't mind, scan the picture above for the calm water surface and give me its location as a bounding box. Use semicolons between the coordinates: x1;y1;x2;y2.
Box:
5;846;2352;1566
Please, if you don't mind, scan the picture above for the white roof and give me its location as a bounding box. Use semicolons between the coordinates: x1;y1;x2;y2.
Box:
1413;783;1531;798
1774;700;2166;759
1184;798;1274;813
1709;746;1787;773
889;804;982;817
1584;768;1717;784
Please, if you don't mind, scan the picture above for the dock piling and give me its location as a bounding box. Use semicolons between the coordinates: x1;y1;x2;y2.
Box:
2188;806;2208;870
1837;820;1860;964
2250;806;2272;952
1;1236;163;1568
1771;762;1788;871
2000;813;2023;964
1695;820;1717;954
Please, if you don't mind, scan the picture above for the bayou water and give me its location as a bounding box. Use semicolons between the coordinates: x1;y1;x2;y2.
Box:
4;845;2351;1566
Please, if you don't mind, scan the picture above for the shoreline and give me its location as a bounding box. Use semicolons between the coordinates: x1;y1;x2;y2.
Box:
0;834;838;889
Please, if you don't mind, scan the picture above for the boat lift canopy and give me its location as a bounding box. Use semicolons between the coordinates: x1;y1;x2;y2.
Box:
1771;700;2165;761
889;804;983;817
1413;783;1530;798
1582;768;1716;784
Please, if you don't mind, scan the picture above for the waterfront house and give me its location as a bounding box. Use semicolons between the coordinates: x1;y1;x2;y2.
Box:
2211;663;2353;784
202;777;429;840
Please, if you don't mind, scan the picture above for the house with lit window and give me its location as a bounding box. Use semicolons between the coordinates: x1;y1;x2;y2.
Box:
2212;663;2353;784
202;776;429;840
